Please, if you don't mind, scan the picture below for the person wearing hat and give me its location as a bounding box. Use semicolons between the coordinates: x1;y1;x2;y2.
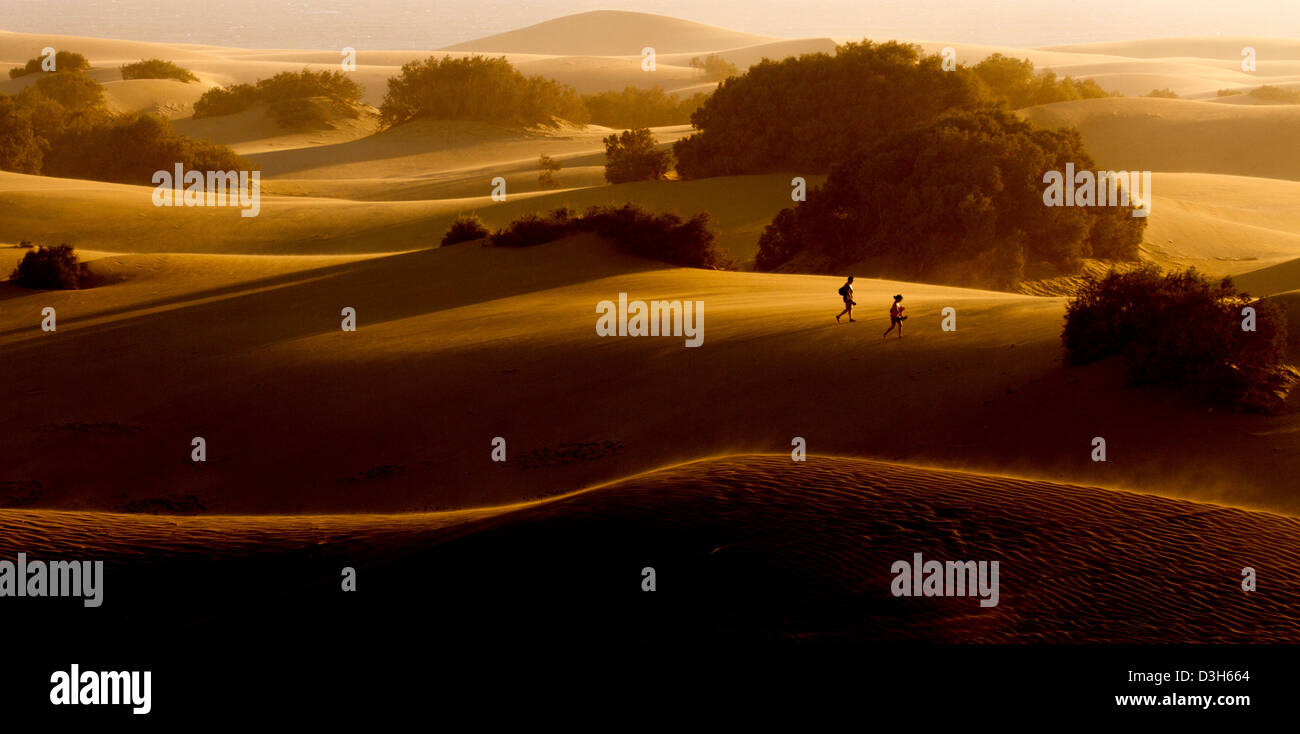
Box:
882;294;906;338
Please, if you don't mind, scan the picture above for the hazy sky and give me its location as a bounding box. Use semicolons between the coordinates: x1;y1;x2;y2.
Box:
2;0;1298;49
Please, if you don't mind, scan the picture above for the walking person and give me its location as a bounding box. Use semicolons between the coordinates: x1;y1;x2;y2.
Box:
882;294;906;338
836;276;856;323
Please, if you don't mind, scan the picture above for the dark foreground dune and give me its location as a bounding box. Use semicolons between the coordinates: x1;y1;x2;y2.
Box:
1;455;1297;648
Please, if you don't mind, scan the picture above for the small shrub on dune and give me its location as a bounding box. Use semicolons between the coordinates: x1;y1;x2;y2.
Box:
603;128;671;184
119;59;199;83
1145;88;1179;99
193;69;362;125
1249;85;1300;104
1063;266;1291;411
10;243;87;289
489;209;575;248
581;204;730;269
486;204;730;269
380;56;588;127
441;214;491;246
9;51;90;79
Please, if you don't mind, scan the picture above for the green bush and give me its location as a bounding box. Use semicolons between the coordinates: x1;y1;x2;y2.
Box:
1063;266;1290;411
193;69;362;125
31;72;105;111
10;244;86;289
441;214;491;246
119;59;199;83
603;128;670;183
1145;88;1179;99
380;56;587;127
9;51;90;79
970;54;1113;108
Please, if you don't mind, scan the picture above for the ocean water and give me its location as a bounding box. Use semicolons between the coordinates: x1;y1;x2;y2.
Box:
2;0;1298;50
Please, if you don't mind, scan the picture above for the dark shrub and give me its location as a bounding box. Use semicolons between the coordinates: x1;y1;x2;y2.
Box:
192;83;260;117
0;95;45;173
603;128;671;184
9;51;90;79
582;204;730;269
674;41;985;178
32;72;105;111
1145;88;1179;99
42;113;248;185
441;214;490;246
119;59;199;82
380;56;588;127
489;209;575;249
755;107;1143;288
486;205;730;269
1063;266;1290;411
10;244;86;289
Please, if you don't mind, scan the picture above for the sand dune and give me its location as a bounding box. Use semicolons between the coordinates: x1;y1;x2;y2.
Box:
5;232;1300;517
1020;98;1300;181
3;455;1296;643
439;10;775;55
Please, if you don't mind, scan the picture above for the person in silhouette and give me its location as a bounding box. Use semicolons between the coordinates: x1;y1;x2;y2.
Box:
883;294;906;338
836;276;856;323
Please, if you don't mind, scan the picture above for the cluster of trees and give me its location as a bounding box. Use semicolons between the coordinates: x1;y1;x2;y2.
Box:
441;205;730;269
9;51;90;78
0;53;245;184
755;107;1144;288
193;68;363;127
582;85;710;128
673;43;1116;179
602;128;671;183
968;54;1112;108
119;59;199;82
1063;267;1290;412
674;42;985;178
380;56;588;127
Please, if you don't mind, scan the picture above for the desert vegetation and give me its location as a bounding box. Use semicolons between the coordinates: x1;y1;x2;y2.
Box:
602;128;671;183
9;51;90;78
119;59;199;82
755;107;1144;288
485;204;730;268
440;214;491;246
1249;84;1300;104
0;69;245;183
193;68;363;127
582;85;709;128
1063;267;1291;412
688;54;739;81
9;243;88;289
380;56;588;127
968;54;1113;107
